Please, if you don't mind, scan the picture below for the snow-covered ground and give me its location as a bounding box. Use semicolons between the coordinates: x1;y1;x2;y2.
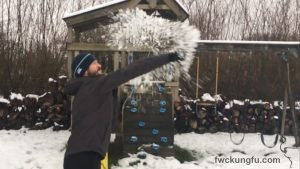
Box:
0;129;298;169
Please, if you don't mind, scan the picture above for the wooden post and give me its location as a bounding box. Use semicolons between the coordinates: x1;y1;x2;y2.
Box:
215;56;219;96
113;52;120;71
66;28;79;129
66;28;76;78
120;51;127;68
286;62;299;146
280;87;288;142
196;56;200;98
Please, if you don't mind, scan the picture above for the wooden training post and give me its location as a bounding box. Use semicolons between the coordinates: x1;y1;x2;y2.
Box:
280;88;288;142
215;56;219;96
286;61;299;146
279;51;299;146
122;82;175;157
196;56;200;98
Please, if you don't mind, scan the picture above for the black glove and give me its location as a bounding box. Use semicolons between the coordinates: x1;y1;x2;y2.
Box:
168;52;185;62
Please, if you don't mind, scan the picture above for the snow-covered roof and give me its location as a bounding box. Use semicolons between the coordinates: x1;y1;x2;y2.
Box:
63;0;189;32
64;0;188;19
63;0;127;19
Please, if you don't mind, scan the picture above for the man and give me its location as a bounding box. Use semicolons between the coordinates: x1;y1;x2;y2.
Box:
63;52;182;169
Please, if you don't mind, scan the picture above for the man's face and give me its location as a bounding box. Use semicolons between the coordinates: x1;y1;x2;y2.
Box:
85;60;102;77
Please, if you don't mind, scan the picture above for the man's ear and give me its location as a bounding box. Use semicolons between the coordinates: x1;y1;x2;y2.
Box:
83;71;89;77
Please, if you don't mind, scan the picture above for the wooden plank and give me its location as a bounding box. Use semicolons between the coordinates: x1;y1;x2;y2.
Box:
123;103;172;113
124;127;174;134
123;109;173;120
124;130;174;138
123;95;172;108
123;115;172;124
123;113;173;120
137;4;169;10
124;120;174;130
123;135;174;146
123;132;174;141
165;82;179;87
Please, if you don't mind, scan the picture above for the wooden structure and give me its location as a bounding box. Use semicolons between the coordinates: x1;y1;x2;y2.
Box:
63;0;188;101
123;83;174;157
63;0;188;75
63;0;189;157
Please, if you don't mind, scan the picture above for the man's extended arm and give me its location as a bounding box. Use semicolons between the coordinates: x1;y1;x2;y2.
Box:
95;53;180;93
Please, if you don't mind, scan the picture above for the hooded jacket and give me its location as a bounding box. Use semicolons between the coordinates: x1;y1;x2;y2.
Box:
64;54;175;158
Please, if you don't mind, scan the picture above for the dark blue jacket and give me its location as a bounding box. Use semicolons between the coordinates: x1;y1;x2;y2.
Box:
64;54;175;158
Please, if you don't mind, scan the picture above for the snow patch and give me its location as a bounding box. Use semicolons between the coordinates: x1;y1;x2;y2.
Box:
10;92;24;101
25;94;39;101
202;93;215;102
214;95;224;102
0;97;10;104
48;78;57;83
0;131;298;169
233;100;244;105
58;75;67;79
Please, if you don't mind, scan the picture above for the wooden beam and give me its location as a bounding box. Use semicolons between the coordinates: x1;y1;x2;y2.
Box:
196;41;300;55
147;0;157;8
137;4;169;10
162;0;188;21
67;42;152;52
165;82;179;87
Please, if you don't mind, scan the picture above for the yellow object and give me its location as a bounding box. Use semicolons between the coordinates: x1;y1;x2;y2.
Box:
101;153;108;169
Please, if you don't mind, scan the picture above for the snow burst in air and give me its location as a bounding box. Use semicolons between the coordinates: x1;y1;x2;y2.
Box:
105;8;200;84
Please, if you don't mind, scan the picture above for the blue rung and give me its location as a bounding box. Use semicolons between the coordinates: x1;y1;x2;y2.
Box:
160;107;166;113
138;121;145;127
130;99;137;106
160;137;168;143
152;143;160;150
152;129;159;135
130;107;137;113
130;136;138;142
158;85;165;92
160;100;167;106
